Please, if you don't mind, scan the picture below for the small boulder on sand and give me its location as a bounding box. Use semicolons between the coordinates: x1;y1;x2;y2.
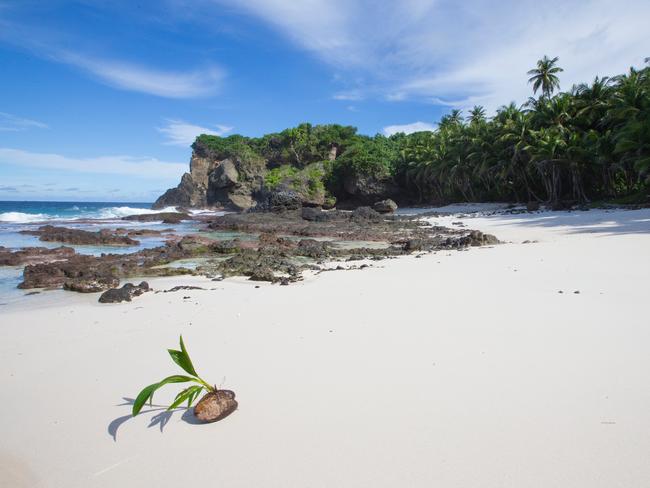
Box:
99;281;150;303
373;199;398;214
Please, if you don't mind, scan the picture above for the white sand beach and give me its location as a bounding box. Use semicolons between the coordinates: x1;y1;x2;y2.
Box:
1;206;649;488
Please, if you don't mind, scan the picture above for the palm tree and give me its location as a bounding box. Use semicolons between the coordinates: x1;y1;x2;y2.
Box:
528;56;563;98
468;106;486;125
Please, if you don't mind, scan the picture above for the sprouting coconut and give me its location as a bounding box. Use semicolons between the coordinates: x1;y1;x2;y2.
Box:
194;389;238;423
131;335;237;423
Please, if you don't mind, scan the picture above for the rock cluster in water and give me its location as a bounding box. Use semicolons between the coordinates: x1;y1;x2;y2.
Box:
6;205;498;301
21;225;139;246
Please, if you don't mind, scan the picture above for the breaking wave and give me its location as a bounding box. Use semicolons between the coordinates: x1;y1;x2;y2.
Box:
0;212;50;223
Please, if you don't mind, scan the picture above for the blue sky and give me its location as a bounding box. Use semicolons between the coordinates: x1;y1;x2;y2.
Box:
1;0;649;202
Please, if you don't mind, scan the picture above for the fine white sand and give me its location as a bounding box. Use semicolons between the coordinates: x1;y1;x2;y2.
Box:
1;207;649;488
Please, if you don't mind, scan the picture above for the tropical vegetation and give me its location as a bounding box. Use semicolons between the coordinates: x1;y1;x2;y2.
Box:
195;58;650;206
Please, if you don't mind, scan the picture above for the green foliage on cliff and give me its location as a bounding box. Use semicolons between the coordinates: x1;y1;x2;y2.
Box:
191;59;650;204
265;162;329;203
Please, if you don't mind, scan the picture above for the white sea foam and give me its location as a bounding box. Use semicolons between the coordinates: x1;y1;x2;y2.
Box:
0;212;50;223
93;206;178;219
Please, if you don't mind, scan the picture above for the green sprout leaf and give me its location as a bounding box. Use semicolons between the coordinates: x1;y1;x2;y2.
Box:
131;375;196;416
132;336;216;418
167;335;198;377
167;385;204;411
132;383;160;417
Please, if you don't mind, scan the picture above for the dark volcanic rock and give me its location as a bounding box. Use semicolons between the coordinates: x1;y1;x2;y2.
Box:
373;199;398;214
257;189;302;212
209;159;239;189
445;230;499;248
122;212;190;224
526;201;540;211
99;282;150;303
296;239;331;258
341;174;401;204
22;225;139;246
351;206;383;223
0;246;76;266
153;173;206;209
64;277;120;293
248;266;276;282
163;285;205;293
18;240;194;291
301;207;328;221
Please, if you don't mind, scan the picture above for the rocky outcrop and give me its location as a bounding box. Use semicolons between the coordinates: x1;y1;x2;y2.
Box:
255;188;302;212
99;282;150;303
22;225;139;246
122;212;189;224
153;152;214;209
341;174;401;205
0;246;76;266
373;199;398;214
17;237;203;291
209;158;239;189
64;277;120;293
156;140;266;211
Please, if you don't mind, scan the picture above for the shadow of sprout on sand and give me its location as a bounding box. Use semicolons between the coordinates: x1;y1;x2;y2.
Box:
108;397;199;441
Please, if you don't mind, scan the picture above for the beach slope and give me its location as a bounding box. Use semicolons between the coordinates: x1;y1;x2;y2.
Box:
1;207;649;488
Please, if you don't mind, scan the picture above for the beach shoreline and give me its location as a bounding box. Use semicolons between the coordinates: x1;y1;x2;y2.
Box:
1;206;649;487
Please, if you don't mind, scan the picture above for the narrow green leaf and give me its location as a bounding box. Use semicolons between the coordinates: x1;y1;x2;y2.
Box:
167;385;203;411
158;374;196;385
133;383;160;416
132;375;196;416
168;337;198;377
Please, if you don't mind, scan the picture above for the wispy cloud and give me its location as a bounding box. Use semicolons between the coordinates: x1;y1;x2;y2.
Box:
0;148;186;179
332;90;364;101
0;112;48;131
55;51;224;98
217;0;650;111
0;18;225;99
383;121;436;136
157;119;233;146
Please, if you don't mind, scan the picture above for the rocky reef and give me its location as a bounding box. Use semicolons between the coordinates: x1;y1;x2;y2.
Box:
0;246;76;266
21;225;139;246
7;206;498;299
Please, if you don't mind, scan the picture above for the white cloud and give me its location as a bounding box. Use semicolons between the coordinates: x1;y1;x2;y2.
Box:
56;52;224;98
332;90;364;101
0;148;186;179
217;0;650;112
0;112;48;131
157;119;233;146
383;121;436;136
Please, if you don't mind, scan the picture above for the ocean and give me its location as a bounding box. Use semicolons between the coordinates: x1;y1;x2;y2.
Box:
0;201;205;306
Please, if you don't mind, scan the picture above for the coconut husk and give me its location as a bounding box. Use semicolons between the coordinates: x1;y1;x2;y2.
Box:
194;389;238;423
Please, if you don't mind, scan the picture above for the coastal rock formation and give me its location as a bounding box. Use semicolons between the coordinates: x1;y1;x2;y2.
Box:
18;238;199;291
153;131;401;211
0;246;76;266
22;225;139;246
122;212;189;224
341;174;401;205
154;137;265;211
373;199;398;214
154;173;206;209
99;282;150;303
64;277;119;293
